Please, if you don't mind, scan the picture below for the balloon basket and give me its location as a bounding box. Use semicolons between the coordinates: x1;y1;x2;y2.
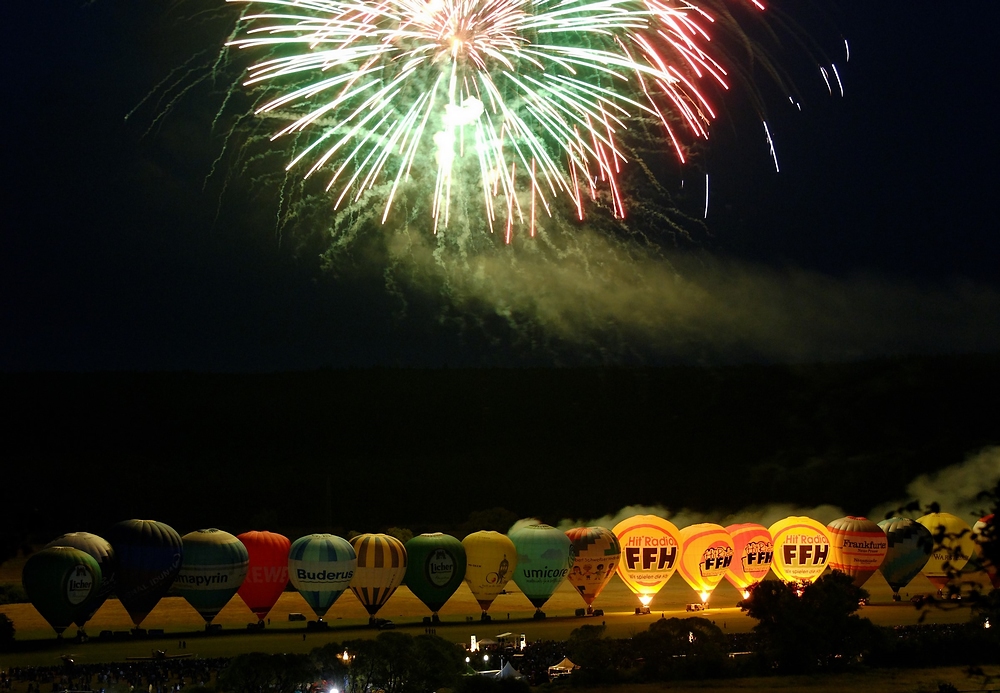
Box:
480;613;492;622
533;610;546;620
131;628;148;637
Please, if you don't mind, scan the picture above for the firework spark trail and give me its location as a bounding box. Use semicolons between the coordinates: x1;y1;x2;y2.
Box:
225;0;768;240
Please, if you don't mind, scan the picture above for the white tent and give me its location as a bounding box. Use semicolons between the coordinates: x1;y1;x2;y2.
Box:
547;657;578;680
496;662;524;680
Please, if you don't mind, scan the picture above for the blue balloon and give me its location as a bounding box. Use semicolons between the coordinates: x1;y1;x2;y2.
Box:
877;517;933;597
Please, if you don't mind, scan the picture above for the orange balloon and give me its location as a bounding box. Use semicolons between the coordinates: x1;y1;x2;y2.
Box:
677;524;734;605
826;516;888;588
768;516;831;585
613;515;681;607
724;523;773;597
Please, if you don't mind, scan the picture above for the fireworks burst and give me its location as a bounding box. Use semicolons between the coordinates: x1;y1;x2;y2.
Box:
225;0;774;242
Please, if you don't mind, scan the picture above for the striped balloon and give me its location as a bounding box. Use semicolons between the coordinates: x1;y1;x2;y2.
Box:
677;523;734;605
827;516;888;588
349;534;407;619
724;523;773;598
288;534;357;619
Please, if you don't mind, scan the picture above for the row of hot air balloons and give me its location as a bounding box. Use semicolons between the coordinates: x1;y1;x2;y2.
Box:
21;512;997;637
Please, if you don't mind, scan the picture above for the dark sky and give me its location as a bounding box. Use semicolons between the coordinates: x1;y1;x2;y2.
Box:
2;0;998;371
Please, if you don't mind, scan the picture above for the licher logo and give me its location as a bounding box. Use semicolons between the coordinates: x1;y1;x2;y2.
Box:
66;565;94;605
427;548;455;587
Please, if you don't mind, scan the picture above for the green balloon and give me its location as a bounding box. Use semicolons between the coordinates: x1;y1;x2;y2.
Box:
175;529;250;624
404;533;466;614
22;547;102;636
509;523;575;610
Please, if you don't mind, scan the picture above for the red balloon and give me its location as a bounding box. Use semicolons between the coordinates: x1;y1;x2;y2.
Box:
237;531;291;622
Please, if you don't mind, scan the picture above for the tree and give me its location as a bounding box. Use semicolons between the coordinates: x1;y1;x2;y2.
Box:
385;527;413;544
631;617;728;680
740;572;879;673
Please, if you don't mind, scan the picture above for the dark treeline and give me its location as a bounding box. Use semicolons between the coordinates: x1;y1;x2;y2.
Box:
4;354;999;545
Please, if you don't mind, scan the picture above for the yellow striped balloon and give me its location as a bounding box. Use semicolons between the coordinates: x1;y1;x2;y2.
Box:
349;534;407;619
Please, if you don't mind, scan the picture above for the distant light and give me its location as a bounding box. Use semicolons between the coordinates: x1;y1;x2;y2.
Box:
986;618;992;629
484;654;490;663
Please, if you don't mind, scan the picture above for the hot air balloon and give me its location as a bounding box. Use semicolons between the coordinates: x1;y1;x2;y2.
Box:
45;532;115;630
877;517;933;600
462;531;517;620
237;530;291;624
769;516;831;585
677;524;734;607
175;529;249;627
22;547;102;637
350;533;407;623
973;515;999;590
509;523;574;618
826;516;888;588
613;515;681;609
404;533;466;621
565;526;620;615
288;534;357;621
105;519;183;628
724;523;773;599
917;512;975;593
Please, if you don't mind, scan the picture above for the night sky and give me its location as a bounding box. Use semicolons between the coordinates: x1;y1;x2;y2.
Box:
3;1;999;371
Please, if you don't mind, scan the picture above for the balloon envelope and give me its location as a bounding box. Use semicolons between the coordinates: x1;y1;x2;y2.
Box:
565;527;620;609
768;516;831;585
462;531;516;613
509;523;574;610
917;512;975;591
237;530;291;622
826;516;888;588
973;515;999;590
724;523;773;596
22;547;102;636
350;533;407;617
677;524;734;604
106;519;183;627
877;517;933;596
288;534;356;619
613;515;681;606
175;529;249;624
404;533;467;615
45;532;115;627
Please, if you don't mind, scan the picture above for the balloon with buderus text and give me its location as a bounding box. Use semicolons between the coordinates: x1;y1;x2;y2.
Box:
288;534;357;619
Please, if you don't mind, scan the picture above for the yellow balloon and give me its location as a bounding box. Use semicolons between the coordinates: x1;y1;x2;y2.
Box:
613;515;681;607
462;531;517;613
724;523;773;598
349;534;407;619
677;524;734;605
768;516;831;584
917;512;975;592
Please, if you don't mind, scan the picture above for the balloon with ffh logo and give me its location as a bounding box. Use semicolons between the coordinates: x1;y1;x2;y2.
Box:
288;534;357;620
826;516;888;588
724;523;773;599
175;529;249;625
769;516;831;585
677;523;734;606
613;515;682;608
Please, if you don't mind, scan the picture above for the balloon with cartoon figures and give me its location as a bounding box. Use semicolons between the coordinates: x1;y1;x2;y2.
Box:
565;526;621;614
724;523;773;599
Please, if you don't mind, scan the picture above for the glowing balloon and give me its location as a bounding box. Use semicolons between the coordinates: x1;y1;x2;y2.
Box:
768;516;831;585
288;534;357;620
826;516;888;588
565;526;620;613
237;530;291;623
462;531;516;616
724;523;773;599
106;519;183;627
877;517;933;599
677;524;734;606
350;533;407;620
175;529;249;625
45;532;115;628
404;533;467;617
508;523;574;614
973;515;999;590
613;515;681;607
917;512;975;592
22;547;102;637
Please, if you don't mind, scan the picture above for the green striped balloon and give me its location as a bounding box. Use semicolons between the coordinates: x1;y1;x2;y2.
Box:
289;534;356;619
175;529;249;624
